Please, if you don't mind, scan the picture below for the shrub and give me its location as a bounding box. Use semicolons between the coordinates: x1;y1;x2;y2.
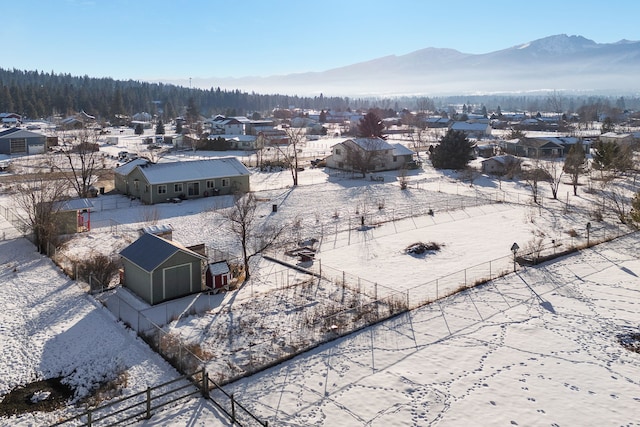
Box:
77;253;120;290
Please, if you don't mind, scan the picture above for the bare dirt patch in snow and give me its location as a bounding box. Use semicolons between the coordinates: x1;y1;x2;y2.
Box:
0;378;73;417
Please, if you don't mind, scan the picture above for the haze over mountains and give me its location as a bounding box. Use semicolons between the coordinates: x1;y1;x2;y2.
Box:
176;35;640;97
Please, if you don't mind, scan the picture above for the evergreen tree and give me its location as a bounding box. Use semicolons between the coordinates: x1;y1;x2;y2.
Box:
592;140;632;172
155;119;165;135
134;123;144;135
601;117;615;133
357;111;385;139
430;129;475;170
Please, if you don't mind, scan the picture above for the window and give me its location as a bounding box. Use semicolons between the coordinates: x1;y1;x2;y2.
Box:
393;156;397;162
145;185;149;193
206;180;215;189
133;180;139;191
187;182;200;196
221;178;230;187
174;183;183;193
338;162;344;168
158;185;167;194
335;148;341;155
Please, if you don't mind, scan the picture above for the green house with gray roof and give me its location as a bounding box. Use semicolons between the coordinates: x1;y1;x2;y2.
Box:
114;157;250;204
119;233;207;305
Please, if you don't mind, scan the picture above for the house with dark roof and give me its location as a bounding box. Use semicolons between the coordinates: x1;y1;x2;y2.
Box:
113;157;251;204
501;136;588;158
0;128;47;155
119;233;207;305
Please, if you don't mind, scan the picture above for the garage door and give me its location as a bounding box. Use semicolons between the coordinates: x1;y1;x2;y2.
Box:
163;263;192;301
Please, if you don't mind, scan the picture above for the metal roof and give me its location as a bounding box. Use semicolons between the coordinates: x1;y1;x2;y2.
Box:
120;233;205;272
134;157;250;185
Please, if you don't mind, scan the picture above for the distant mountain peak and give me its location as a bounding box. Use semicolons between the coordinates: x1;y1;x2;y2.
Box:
514;34;596;54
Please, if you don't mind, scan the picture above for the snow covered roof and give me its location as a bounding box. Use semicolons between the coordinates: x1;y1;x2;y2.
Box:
347;137;395;152
450;121;490;131
207;261;230;276
137;157;250;185
114;158;149;175
141;224;173;235
56;198;94;212
120;233;205;272
392;143;414;156
0;128;45;139
481;155;520;165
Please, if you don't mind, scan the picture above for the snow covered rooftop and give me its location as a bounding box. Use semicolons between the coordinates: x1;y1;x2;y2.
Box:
119;157;251;185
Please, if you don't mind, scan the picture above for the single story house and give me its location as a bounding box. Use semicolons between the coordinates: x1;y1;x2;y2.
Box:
119;233;207;305
502;136;589;158
501;137;564;158
424;117;453;128
599;132;634;146
450;121;492;138
481;155;522;175
0;128;47;155
325;137;415;172
114;157;251;204
207;134;258;150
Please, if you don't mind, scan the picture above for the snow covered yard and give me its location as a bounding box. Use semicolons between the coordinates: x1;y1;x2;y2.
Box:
217;234;640;426
1;143;640;426
0;215;229;425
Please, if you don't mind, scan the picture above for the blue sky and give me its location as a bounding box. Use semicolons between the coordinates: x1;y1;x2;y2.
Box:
4;0;639;85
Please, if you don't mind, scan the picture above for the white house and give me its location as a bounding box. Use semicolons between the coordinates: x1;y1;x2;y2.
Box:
326;138;415;173
450;121;492;138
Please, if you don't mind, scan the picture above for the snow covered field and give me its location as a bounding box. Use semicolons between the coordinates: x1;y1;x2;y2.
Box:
1;137;639;425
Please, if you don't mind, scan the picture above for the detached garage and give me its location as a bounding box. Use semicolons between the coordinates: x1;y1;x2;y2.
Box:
119;233;207;305
0;128;47;155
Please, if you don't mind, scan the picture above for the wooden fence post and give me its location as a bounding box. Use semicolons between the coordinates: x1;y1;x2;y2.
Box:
202;370;209;398
231;393;236;422
87;410;92;427
145;387;151;419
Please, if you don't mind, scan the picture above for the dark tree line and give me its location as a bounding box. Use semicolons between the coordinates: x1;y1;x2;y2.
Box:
0;68;357;122
3;68;640;124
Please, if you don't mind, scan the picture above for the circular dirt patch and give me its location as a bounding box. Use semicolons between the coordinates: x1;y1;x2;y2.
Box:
0;377;73;417
405;242;441;257
618;332;640;354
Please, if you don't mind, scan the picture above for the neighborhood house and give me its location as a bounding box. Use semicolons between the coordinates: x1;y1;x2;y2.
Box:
326;137;416;172
114;157;251;204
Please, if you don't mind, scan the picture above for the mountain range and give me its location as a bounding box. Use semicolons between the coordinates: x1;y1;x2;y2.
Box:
177;35;640;97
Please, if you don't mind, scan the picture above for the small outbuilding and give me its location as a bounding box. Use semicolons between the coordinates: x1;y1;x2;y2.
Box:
119;233;207;305
481;155;522;176
205;261;233;292
53;198;94;234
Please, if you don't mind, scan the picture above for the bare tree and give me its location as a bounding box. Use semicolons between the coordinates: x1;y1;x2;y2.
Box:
541;159;563;200
57;128;106;198
273;126;305;186
606;185;631;224
344;138;386;178
563;142;587;196
11;170;71;253
221;192;288;280
523;157;545;204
